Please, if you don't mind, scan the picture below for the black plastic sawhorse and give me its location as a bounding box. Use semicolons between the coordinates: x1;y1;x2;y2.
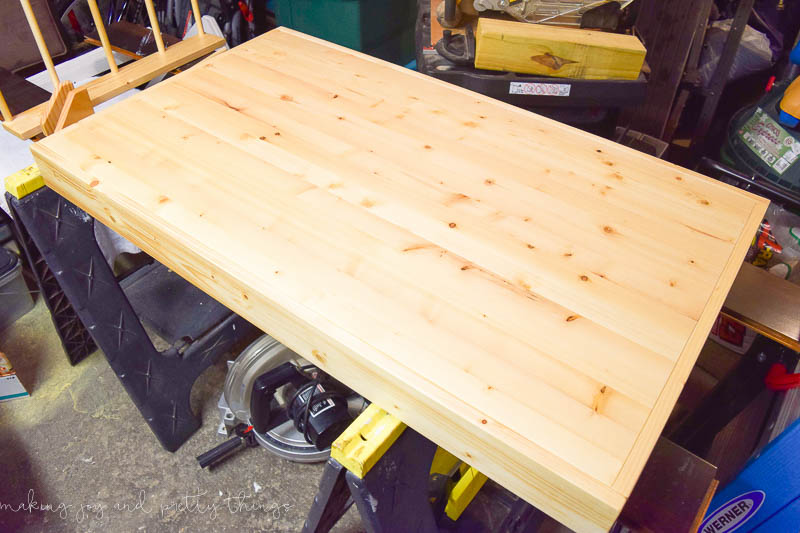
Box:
5;179;258;451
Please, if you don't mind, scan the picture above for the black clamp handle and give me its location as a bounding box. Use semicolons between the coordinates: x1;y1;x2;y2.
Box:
197;423;258;469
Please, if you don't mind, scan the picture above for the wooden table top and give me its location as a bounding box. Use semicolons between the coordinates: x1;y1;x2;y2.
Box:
30;28;768;532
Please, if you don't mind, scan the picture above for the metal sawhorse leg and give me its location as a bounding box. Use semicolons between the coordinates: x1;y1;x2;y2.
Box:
5;168;257;451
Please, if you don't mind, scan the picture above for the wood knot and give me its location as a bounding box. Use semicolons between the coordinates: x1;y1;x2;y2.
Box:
311;349;327;364
448;222;457;228
530;53;577;70
592;385;609;413
580;275;590;282
527;244;535;249
566;315;579;322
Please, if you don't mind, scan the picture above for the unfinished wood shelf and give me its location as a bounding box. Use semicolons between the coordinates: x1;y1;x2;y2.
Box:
30;27;767;532
2;32;223;140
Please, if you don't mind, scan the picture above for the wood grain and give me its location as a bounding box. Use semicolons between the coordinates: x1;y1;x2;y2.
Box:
40;80;73;136
53;85;93;132
721;262;800;352
30;28;768;532
623;0;712;139
0;88;13;121
2;33;224;140
474;18;646;79
618;437;717;532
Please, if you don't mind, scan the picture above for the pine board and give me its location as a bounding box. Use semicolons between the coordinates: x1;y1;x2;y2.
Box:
30;27;768;532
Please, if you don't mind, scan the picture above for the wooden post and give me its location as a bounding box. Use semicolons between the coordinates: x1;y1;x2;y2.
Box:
143;0;166;53
19;0;59;89
87;0;119;73
190;0;204;35
0;89;13;122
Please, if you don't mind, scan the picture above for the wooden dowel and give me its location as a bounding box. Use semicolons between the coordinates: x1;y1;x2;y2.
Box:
143;0;166;53
190;0;204;35
87;0;118;73
0;89;13;122
19;0;59;88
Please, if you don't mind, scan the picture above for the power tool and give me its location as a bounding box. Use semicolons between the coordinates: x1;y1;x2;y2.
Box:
197;335;367;468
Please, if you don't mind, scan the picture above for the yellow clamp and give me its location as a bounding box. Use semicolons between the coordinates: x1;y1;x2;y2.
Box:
330;404;487;521
5;165;44;199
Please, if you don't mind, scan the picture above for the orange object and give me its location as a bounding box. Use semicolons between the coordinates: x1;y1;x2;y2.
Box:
779;77;800;126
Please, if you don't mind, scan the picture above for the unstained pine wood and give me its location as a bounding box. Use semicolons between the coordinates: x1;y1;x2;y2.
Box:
30;27;768;532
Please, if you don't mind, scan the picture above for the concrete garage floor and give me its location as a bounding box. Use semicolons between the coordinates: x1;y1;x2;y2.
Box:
0;298;365;533
1;298;530;533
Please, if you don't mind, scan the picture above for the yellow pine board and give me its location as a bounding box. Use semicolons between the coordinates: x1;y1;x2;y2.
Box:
2;33;224;140
474;18;646;80
30;28;768;532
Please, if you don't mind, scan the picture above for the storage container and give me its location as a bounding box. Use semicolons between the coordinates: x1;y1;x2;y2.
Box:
0;247;34;331
273;0;416;65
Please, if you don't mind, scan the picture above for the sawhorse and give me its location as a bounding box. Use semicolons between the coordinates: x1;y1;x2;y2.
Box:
4;166;258;451
303;403;546;533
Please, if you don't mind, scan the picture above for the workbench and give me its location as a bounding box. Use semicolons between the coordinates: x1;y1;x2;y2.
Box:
19;27;767;532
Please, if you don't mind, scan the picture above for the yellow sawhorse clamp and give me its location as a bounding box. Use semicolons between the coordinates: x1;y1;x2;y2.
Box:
5;165;45;200
330;403;487;522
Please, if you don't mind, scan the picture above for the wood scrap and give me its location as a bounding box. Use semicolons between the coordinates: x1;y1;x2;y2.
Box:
40;80;74;136
54;86;93;132
474;18;646;79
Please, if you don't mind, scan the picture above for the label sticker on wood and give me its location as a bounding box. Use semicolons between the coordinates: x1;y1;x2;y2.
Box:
509;82;571;97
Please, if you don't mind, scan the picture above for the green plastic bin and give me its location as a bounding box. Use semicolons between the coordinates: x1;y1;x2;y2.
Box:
274;0;416;65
